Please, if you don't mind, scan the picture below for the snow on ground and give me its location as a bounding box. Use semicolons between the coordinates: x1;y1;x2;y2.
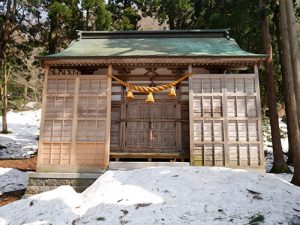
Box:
0;110;298;224
264;118;289;154
0;186;83;225
0;168;28;195
1;167;300;225
0;109;41;159
264;118;290;172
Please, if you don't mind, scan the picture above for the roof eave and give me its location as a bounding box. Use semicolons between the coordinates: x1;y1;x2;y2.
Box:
36;55;267;67
36;54;268;61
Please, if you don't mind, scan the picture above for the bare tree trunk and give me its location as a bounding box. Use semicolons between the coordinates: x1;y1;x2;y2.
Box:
274;4;294;166
1;67;9;134
280;0;300;186
24;85;28;103
2;81;8;134
169;15;175;30
0;0;13;134
86;9;90;30
0;0;12;67
259;0;289;173
48;21;57;54
279;0;300;186
287;141;294;165
285;0;300;130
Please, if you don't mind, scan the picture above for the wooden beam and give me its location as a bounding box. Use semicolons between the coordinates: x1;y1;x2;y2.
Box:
110;152;189;159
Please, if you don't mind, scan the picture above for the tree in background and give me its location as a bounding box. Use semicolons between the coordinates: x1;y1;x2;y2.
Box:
285;0;300;136
193;0;262;53
82;0;111;31
150;0;193;29
279;0;300;186
259;0;289;173
107;0;142;30
39;0;82;54
273;2;295;166
0;0;41;133
40;0;110;54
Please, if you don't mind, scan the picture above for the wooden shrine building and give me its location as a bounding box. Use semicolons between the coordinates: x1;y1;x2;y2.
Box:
37;30;266;173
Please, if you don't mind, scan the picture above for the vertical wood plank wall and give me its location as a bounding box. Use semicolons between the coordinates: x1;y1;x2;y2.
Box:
37;69;111;172
189;72;264;169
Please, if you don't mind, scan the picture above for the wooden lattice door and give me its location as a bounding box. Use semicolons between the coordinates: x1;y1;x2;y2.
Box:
123;94;180;154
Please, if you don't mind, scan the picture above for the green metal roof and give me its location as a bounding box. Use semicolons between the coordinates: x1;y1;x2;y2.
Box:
39;30;265;59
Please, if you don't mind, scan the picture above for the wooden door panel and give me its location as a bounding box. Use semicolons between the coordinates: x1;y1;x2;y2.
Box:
152;122;176;150
124;95;178;153
126;121;150;150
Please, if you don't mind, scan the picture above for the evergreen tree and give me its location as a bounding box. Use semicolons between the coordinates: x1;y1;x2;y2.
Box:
143;0;193;29
82;0;111;31
39;0;83;54
0;0;41;133
259;0;289;173
107;0;142;30
280;0;300;186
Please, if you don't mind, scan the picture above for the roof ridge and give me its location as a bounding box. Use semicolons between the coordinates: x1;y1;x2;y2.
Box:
76;29;231;40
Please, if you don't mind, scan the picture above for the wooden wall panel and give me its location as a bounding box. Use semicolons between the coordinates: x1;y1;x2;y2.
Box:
75;143;105;166
37;69;111;172
190;73;264;169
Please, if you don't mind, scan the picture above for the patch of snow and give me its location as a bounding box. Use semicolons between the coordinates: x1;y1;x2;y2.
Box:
0;186;82;225
0;110;41;159
23;102;38;111
273;173;294;183
264;118;289;153
0;168;28;195
264;118;291;172
1;167;300;225
279;119;289;153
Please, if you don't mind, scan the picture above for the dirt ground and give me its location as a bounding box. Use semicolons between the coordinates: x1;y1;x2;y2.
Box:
0;189;26;207
0;156;37;171
0;156;37;206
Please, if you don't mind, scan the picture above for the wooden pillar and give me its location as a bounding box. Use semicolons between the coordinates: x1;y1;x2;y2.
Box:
222;72;229;167
188;64;195;165
120;85;126;151
70;77;80;165
254;64;265;167
37;64;49;168
105;64;112;168
176;80;182;152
